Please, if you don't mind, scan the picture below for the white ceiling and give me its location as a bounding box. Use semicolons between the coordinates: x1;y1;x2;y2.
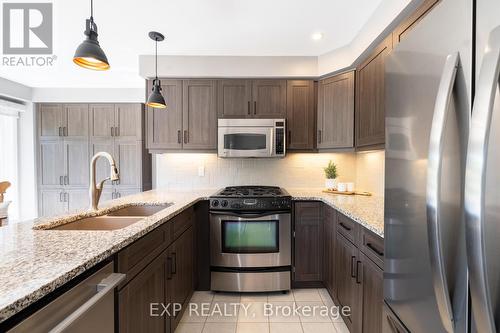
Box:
0;0;391;88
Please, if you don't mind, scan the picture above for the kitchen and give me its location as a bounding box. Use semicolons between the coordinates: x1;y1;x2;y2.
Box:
0;0;499;332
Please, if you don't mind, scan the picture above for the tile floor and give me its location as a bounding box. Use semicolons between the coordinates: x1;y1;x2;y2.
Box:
175;288;349;333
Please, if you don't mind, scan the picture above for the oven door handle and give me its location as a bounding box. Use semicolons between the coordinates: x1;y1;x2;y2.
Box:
210;210;290;218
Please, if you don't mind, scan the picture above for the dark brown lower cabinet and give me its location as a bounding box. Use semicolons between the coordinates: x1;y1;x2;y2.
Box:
118;251;168;333
169;227;194;329
358;252;383;333
383;303;409;333
293;202;322;283
118;209;195;333
335;232;360;331
323;205;336;300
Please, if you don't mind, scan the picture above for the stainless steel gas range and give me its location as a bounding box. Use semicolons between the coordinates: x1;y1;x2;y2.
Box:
209;186;292;292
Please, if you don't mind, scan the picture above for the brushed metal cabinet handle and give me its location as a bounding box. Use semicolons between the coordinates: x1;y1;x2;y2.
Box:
339;222;352;231
111;127;114;137
184;130;188;144
59;176;63;185
318;130;322;143
350;256;356;278
58;127;62;136
112;191;115;199
288;130;291;143
366;242;384;256
356;260;362;284
49;273;126;333
64;175;68;185
177;130;182;144
59;192;63;202
171;252;177;274
254;101;257;115
248;101;251;115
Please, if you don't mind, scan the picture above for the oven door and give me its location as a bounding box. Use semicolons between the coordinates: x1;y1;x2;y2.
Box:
210;211;291;268
218;127;274;158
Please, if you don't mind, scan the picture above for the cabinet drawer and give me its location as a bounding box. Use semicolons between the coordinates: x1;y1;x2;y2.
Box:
117;225;168;284
172;207;194;240
336;213;359;245
360;228;384;269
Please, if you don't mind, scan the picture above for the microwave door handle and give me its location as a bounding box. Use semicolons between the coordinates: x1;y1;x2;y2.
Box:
465;26;500;333
426;52;460;333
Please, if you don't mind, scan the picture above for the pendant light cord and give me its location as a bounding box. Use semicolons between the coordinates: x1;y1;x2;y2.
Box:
90;0;94;21
155;39;158;81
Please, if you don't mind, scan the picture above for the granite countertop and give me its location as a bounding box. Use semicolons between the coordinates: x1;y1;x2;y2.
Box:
0;188;383;324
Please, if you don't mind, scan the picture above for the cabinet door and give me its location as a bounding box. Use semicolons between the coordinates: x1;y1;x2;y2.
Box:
286;80;315;150
359;252;383;333
252;80;287;118
217;79;253;118
323;205;337;298
294;202;322;282
89;139;115;185
392;0;439;46
67;189;89;212
114;140;141;188
115;104;142;140
169;227;194;330
147;80;183;150
114;188;141;199
39;140;65;187
39;104;64;139
182;80;217;150
64;140;89;186
64;104;89;138
40;190;66;217
335;232;359;330
118;252;167;333
318;72;355;149
90;104;115;138
355;37;392;148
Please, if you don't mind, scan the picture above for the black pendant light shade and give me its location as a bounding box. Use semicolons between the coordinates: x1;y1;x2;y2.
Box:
146;31;167;109
73;0;110;70
147;80;167;109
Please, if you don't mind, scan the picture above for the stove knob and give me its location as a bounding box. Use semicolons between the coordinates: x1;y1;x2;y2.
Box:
212;200;219;207
221;200;228;207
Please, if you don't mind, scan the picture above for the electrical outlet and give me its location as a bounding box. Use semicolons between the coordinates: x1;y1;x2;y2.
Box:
198;166;205;177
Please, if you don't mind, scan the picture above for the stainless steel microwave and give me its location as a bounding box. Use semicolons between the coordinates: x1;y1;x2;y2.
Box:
218;119;285;158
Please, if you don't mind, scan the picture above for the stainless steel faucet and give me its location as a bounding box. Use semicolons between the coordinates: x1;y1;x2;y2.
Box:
89;152;119;211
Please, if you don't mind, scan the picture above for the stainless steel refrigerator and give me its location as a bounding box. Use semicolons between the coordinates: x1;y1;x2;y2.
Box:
384;0;500;332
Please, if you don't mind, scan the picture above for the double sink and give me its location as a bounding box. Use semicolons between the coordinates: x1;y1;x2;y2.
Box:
49;204;172;231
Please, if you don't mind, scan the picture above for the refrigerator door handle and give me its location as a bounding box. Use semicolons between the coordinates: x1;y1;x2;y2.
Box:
426;52;459;333
465;26;500;333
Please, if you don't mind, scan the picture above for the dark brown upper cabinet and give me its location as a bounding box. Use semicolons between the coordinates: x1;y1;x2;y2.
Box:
355;36;393;150
286;80;316;150
217;80;253;118
146;79;217;152
147;80;183;150
217;79;286;119
182;80;217;150
317;71;355;149
252;80;287;118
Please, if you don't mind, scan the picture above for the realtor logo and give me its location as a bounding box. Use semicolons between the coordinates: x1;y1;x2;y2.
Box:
3;3;53;54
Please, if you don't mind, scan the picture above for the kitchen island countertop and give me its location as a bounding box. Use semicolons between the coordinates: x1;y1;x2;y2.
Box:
0;188;383;324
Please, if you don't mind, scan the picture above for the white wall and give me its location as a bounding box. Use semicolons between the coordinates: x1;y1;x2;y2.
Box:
140;55;318;79
32;88;145;103
18;103;37;220
153;151;386;196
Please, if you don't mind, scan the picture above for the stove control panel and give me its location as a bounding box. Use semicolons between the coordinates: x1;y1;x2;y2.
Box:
210;197;291;211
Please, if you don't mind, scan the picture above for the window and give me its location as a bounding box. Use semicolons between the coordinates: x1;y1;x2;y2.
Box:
0;101;22;221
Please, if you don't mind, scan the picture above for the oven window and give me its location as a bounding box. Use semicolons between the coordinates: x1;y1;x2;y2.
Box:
224;133;267;150
221;220;279;253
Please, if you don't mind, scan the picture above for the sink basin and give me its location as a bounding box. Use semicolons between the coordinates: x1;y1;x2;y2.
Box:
106;204;172;217
51;216;143;231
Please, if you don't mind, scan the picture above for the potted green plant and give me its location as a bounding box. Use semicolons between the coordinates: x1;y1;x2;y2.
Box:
324;161;338;190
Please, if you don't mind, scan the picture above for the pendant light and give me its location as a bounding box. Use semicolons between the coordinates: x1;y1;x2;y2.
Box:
73;0;110;70
146;31;166;109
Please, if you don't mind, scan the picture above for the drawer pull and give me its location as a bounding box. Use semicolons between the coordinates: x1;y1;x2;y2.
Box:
171;252;177;274
167;257;173;280
339;222;352;231
356;261;362;284
367;242;384;256
350;256;356;278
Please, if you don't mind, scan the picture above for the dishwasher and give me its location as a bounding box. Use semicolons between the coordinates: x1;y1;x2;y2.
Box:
8;262;125;333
